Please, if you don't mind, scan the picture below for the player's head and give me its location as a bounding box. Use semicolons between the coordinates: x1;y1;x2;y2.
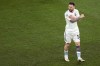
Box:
68;2;75;12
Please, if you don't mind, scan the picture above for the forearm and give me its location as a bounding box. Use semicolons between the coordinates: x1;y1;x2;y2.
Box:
70;14;85;23
70;17;80;23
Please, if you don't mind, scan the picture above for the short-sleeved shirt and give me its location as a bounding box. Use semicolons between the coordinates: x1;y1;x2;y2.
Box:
64;9;80;32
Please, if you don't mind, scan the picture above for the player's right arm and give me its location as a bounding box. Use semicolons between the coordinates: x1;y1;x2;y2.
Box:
65;12;71;21
69;14;85;23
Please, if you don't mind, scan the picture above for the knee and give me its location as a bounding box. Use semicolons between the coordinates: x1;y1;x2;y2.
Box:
65;43;70;47
75;42;80;46
64;43;70;50
76;44;80;46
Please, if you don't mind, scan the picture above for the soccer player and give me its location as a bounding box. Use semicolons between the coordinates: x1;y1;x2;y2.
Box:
64;2;85;62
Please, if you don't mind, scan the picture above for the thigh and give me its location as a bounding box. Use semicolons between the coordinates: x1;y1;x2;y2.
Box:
73;32;80;43
64;31;72;43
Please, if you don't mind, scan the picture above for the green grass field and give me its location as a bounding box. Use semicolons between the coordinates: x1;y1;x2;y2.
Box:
0;0;100;66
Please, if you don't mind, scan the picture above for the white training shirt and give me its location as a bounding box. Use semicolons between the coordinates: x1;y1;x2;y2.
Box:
64;9;80;32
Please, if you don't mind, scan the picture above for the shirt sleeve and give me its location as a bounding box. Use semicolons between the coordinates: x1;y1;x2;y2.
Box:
75;10;80;18
65;12;71;21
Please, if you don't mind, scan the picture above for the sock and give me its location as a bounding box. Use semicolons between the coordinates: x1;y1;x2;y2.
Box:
77;51;81;59
76;46;81;59
64;50;68;59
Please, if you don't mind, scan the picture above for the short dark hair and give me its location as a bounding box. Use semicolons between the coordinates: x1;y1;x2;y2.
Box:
69;2;75;6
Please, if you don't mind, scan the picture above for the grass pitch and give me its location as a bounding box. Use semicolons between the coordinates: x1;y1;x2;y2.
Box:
0;0;100;66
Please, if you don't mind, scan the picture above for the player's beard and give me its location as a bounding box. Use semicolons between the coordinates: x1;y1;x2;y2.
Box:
69;9;74;12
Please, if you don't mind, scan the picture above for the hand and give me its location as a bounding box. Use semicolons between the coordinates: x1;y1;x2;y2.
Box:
69;15;76;20
80;14;85;18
